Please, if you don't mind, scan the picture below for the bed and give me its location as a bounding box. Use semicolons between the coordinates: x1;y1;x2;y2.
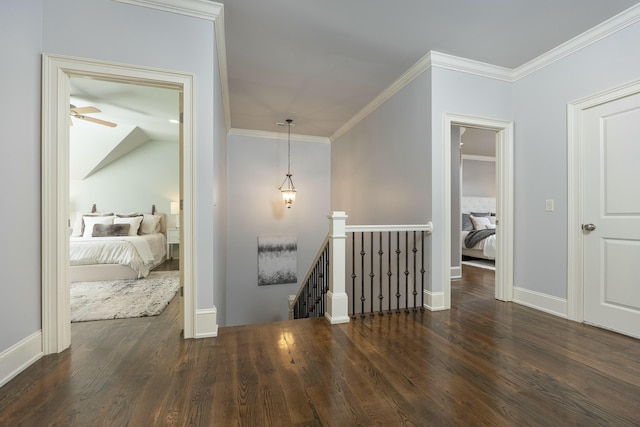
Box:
69;204;167;282
461;196;496;261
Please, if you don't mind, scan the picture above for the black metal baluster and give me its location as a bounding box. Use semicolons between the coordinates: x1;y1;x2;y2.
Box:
396;232;401;313
369;232;375;317
360;232;366;318
351;233;356;318
420;231;425;311
404;231;410;314
387;231;392;314
378;232;384;316
412;230;418;311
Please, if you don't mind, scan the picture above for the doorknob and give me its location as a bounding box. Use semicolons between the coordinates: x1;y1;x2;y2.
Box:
582;223;596;231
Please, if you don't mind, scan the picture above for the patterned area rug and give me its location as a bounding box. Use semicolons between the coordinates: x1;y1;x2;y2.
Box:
71;270;180;322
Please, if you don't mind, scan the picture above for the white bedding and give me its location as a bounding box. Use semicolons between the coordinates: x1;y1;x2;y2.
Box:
70;233;166;278
461;230;496;260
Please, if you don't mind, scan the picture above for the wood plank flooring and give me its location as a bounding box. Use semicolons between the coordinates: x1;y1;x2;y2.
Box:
2;265;640;426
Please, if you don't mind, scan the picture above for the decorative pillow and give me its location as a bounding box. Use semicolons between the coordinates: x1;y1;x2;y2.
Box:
461;213;474;231
486;224;496;230
82;215;115;238
140;213;162;235
92;223;130;237
470;215;492;230
71;212;114;237
114;216;143;236
489;216;497;225
471;212;491;217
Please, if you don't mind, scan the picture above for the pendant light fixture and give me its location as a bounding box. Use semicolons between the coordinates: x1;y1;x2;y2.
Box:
278;119;297;208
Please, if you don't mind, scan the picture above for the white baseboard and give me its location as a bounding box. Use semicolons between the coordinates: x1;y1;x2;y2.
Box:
0;331;43;388
424;289;446;311
195;307;218;338
513;286;568;319
451;266;462;280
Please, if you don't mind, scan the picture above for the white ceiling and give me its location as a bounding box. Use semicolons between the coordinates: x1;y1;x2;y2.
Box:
220;0;640;137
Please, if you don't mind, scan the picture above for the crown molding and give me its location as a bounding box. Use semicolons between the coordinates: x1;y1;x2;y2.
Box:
330;53;433;142
513;3;640;81
114;0;222;20
114;0;231;131
229;128;330;144
430;51;513;82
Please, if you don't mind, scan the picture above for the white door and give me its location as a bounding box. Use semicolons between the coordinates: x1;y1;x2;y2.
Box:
582;92;640;338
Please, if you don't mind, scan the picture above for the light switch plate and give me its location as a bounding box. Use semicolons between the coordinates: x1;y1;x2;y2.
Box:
545;199;554;212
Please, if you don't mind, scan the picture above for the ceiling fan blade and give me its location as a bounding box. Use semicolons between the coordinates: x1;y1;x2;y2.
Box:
70;106;100;114
76;115;118;128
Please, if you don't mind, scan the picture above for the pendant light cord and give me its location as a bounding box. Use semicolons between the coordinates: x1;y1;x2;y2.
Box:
287;119;292;175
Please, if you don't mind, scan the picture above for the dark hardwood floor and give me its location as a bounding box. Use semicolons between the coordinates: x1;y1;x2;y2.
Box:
2;265;640;426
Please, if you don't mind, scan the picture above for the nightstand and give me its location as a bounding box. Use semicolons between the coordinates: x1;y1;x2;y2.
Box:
166;227;180;260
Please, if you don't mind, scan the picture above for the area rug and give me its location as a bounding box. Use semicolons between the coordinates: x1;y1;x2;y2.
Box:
461;259;496;271
70;270;180;322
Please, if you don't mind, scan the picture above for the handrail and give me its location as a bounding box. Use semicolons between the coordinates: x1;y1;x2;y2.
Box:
346;222;433;233
293;235;329;302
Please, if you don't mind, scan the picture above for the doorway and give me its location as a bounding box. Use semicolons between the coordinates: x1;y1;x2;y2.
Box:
442;114;514;309
42;54;197;354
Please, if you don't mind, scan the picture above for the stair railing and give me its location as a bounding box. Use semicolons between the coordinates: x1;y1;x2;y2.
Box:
289;212;432;323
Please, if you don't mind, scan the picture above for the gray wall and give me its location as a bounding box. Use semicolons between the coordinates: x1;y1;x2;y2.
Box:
462;160;495;198
0;0;225;355
0;1;43;352
331;70;432;225
226;133;330;326
70;141;179;219
513;19;640;299
43;0;220;313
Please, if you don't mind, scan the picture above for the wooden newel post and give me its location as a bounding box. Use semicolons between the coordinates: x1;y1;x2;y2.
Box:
325;211;350;324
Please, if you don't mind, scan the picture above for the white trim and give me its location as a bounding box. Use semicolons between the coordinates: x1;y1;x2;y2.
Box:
423;290;446;311
113;0;222;20
346;222;433;233
0;332;43;388
462;154;496;162
42;54;198;353
195;308;219;338
450;266;462;280
513;3;640;81
443;114;514;310
213;7;231;131
430;51;513;82
567;79;640;323
229;128;330;144
514;287;568;319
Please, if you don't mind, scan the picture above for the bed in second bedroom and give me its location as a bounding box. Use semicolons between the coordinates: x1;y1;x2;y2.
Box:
461;197;497;261
69;207;167;282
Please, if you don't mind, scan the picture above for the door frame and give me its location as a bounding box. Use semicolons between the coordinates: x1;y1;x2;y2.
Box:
42;54;197;353
443;113;514;308
567;79;640;322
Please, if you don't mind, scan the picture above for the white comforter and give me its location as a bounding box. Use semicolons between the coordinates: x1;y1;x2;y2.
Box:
70;233;166;278
461;230;496;260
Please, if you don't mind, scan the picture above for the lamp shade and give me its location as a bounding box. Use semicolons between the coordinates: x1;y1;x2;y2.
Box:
170;201;180;215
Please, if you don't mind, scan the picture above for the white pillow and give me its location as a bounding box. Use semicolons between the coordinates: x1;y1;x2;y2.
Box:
486;224;496;229
140;213;162;234
489;216;497;225
114;216;143;236
71;212;114;237
470;215;491;230
82;215;115;238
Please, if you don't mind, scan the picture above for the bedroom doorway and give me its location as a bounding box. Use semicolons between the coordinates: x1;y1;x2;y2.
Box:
443;114;514;309
42;54;197;354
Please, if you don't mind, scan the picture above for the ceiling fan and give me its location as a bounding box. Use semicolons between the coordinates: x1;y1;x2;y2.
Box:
69;104;117;128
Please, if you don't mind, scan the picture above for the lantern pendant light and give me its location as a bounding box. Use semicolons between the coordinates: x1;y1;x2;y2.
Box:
278;119;297;208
